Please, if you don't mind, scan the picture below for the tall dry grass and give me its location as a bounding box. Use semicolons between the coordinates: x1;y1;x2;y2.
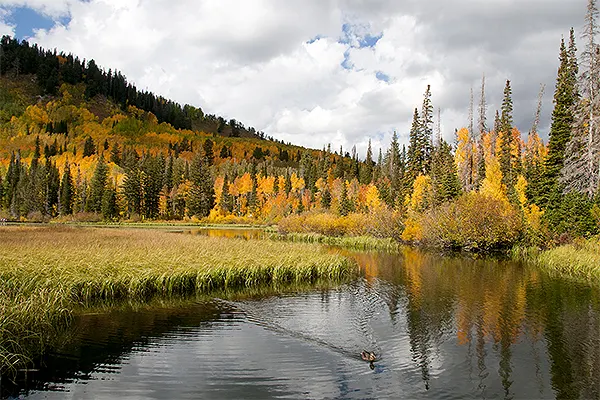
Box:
0;226;356;373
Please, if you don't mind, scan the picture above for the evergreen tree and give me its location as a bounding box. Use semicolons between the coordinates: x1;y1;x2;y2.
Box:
540;38;577;208
421;85;434;171
122;166;143;217
187;153;214;217
101;184;119;220
431;140;461;205
321;187;331;209
339;181;351;216
45;158;60;215
59;161;74;215
203;139;214;166
88;155;108;212
83;136;96;157
499;80;514;189
360;139;374;184
110;143;121;165
406;108;423;188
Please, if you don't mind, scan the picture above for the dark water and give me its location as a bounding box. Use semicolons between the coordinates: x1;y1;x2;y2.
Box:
4;243;600;399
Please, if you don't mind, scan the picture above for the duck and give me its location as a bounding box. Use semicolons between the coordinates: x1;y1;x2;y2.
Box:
361;350;376;362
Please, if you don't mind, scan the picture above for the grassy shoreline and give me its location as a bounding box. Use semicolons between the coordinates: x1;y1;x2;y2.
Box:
0;226;358;374
511;237;600;283
270;232;402;252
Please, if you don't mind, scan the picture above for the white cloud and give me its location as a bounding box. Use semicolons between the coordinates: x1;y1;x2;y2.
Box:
0;0;588;156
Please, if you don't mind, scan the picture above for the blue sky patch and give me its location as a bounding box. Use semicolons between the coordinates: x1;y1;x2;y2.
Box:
375;71;390;82
341;50;352;70
340;22;382;48
2;6;70;39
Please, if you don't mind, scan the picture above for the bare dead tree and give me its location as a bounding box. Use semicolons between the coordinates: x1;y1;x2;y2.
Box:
562;0;600;197
477;73;487;138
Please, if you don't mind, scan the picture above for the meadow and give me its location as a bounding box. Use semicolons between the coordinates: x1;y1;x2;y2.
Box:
0;226;357;373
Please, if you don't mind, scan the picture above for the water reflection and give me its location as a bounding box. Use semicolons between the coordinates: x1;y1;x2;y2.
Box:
4;246;600;399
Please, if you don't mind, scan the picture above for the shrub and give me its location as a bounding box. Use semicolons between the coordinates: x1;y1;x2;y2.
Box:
278;209;404;239
421;192;523;251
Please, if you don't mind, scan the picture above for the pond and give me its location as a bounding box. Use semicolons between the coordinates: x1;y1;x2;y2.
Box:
3;232;600;399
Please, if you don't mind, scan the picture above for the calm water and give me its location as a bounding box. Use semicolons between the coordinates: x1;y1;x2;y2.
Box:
3;232;600;399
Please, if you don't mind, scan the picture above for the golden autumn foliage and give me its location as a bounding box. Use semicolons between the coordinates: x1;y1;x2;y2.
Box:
278;210;404;239
407;174;432;212
421;192;522;250
479;156;507;204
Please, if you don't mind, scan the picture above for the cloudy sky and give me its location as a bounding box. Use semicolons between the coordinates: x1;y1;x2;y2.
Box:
0;0;587;156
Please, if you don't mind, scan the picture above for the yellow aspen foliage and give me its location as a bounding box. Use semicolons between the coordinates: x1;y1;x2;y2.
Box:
290;173;305;192
364;184;382;211
481;131;495;161
315;177;326;192
257;175;276;196
402;214;423;242
515;175;528;209
479;156;507;204
278;175;286;193
524;204;544;232
408;174;432;212
236;172;253;195
213;176;225;206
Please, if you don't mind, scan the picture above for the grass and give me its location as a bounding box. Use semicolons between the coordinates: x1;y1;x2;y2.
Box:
271;232;401;252
0;226;357;374
511;237;600;283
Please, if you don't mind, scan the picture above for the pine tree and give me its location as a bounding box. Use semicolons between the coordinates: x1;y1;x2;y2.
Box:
420;85;434;171
360;139;374;184
45;158;60;216
540;38;577;208
88;155;109;212
203;139;214;166
59;161;74;215
406;108;423;188
431;140;461;205
101;184;119;220
499;80;514;190
83;136;96;157
187;153;214;217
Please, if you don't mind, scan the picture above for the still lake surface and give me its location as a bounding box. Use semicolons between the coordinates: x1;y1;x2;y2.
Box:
4;229;600;399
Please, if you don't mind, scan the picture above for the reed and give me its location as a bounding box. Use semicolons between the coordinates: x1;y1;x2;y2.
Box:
271;232;401;251
511;237;600;283
0;226;357;373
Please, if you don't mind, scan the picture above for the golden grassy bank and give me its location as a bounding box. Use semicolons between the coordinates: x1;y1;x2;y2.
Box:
0;226;357;373
512;237;600;282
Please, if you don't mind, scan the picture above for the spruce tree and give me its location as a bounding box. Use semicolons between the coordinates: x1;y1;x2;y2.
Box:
406;108;423;188
101;184;119;220
540;38;577;208
59;161;74;215
499;80;514;189
187;153;214;217
83;136;96;157
420;85;434;172
89;155;109;213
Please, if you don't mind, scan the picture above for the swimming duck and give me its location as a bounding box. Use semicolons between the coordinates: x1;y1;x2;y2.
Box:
361;350;376;362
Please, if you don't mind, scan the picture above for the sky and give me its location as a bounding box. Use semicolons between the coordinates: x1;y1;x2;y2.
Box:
0;0;588;157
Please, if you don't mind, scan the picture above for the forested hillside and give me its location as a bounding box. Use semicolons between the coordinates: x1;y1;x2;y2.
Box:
0;10;599;249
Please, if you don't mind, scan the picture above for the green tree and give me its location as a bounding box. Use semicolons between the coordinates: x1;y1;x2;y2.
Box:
59;161;74;215
88;155;109;212
83;136;96;157
499;79;514;189
101;184;119;220
539;38;577;209
187;153;214;217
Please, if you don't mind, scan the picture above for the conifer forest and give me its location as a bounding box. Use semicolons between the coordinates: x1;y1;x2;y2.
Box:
0;5;599;252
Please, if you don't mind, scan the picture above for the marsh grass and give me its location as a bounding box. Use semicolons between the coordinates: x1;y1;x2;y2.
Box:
271;232;401;252
0;226;357;374
511;237;600;283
